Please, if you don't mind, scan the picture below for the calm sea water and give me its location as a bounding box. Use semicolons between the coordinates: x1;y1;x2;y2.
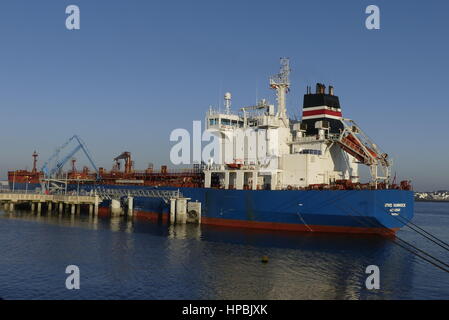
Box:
0;201;448;300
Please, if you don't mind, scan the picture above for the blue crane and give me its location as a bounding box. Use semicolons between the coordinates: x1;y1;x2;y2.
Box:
41;135;99;179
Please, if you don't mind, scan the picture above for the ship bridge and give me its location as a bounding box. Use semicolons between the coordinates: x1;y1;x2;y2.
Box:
203;59;393;190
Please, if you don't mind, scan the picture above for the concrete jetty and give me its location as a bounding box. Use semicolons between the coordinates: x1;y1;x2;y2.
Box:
0;192;99;215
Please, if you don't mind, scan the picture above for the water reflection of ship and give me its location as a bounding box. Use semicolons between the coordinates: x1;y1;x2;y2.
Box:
189;225;415;299
1;210;416;299
155;223;416;299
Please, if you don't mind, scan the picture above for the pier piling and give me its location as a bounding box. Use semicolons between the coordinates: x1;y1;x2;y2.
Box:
127;196;133;216
170;199;176;224
94;196;99;216
111;199;121;216
175;198;188;224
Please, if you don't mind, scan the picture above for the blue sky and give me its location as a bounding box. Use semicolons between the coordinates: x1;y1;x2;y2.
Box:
0;0;448;191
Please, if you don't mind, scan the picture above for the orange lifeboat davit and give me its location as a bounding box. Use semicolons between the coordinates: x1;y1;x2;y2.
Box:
340;133;378;163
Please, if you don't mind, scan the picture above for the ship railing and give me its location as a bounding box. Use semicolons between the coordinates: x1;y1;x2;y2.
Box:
0;192;98;203
92;187;183;203
117;169;202;176
0;189;42;194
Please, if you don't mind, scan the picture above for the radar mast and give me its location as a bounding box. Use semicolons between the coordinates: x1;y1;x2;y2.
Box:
269;58;290;121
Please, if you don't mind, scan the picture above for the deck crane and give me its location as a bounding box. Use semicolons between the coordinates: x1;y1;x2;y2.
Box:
113;152;133;174
41;135;99;179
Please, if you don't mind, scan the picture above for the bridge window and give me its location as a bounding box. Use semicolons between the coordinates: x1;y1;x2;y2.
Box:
299;149;322;155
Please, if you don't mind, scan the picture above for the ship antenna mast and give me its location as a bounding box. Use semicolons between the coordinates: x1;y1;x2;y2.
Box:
224;92;232;115
269;57;290;120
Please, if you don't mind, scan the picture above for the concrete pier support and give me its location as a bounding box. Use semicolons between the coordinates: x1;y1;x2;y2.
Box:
59;202;63;213
70;204;75;215
127;196;133;216
187;201;202;224
37;202;42;213
31;202;35;212
89;204;93;215
9;202;15;211
170;199;176;224
175;198;188;224
76;204;81;215
111;199;121;216
94;196;99;216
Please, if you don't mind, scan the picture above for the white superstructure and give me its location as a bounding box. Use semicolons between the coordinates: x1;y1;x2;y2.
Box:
203;59;390;190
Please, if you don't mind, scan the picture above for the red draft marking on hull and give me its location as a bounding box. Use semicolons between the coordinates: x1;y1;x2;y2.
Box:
128;210;397;236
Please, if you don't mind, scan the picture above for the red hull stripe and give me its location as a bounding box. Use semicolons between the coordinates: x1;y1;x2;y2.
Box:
130;210;397;236
302;109;342;117
134;210;169;223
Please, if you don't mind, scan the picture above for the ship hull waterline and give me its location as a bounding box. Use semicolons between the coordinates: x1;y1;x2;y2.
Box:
9;182;414;236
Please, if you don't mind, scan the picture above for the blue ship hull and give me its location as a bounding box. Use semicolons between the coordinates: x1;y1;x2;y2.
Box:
10;182;413;234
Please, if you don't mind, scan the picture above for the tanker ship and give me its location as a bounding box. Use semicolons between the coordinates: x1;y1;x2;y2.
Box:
7;59;414;235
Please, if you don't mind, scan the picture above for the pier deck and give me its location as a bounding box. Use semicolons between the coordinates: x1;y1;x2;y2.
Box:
0;192;99;214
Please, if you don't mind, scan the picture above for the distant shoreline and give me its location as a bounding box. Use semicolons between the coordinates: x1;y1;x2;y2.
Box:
415;199;449;203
